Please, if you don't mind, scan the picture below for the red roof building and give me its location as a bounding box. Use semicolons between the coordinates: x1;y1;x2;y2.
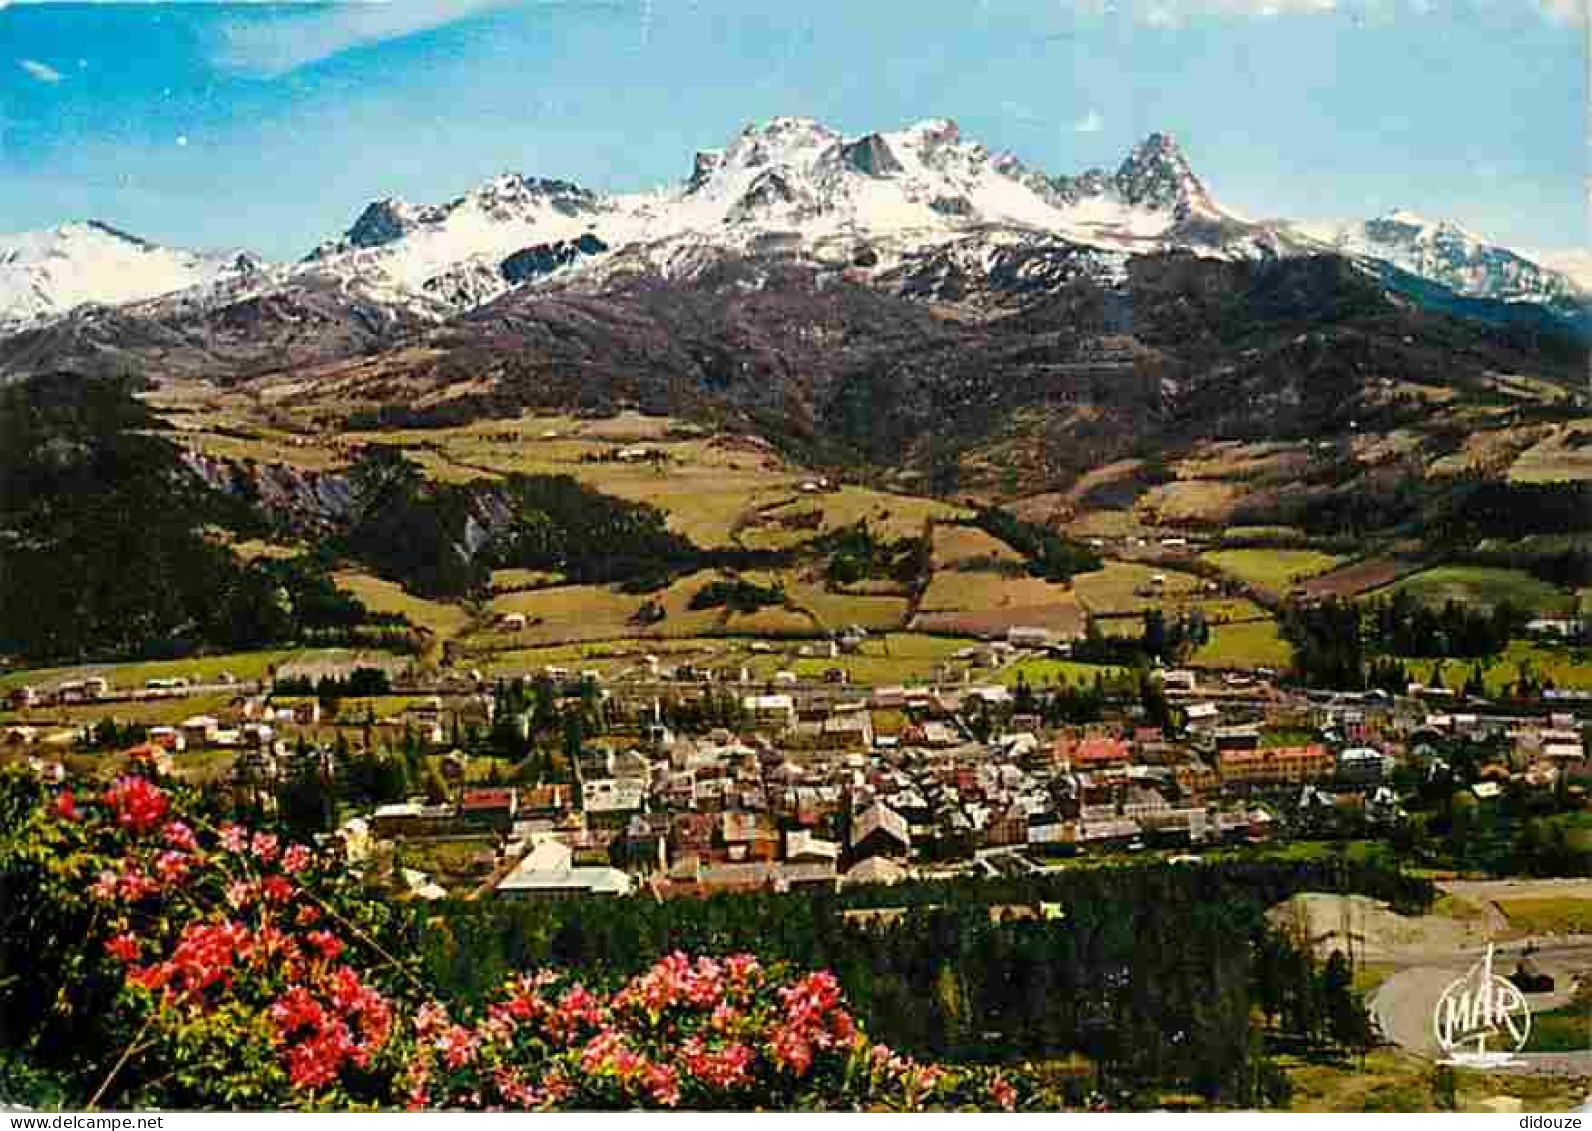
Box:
1054;735;1130;770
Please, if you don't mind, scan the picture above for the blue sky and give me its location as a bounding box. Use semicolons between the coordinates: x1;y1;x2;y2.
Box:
0;0;1583;261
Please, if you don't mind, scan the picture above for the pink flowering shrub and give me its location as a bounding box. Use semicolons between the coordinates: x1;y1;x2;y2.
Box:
1;766;1030;1111
398;954;1013;1111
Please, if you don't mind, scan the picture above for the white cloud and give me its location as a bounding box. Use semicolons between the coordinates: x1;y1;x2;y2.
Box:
1074;109;1104;133
18;58;62;83
209;0;510;77
1072;0;1583;24
1537;0;1588;22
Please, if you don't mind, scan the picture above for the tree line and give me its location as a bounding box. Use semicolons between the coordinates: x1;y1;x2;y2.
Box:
966;510;1103;583
417;859;1419;1107
1282;594;1527;690
338;445;789;600
0;375;411;663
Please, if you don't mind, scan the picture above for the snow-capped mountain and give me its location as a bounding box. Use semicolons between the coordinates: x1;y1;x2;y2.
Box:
294;118;1282;312
1;118;1583;333
1291;209;1579;305
1522;248;1592;294
0;221;267;331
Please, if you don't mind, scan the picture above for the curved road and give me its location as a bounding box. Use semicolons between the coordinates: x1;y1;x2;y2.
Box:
1366;881;1592;1076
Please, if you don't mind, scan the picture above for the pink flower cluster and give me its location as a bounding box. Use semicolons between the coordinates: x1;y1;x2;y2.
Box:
678;1035;755;1090
123;919;253;1002
394;952;968;1112
102;776;169;835
269;966;394;1092
612;952;742;1016
767;969;855;1077
37;773;1026;1111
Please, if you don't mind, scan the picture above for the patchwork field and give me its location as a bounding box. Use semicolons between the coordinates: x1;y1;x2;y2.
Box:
472;636;800;680
485;582;671;645
0;649;310;694
1398;641;1592;695
1189;618;1294;670
997;658;1133;689
479;567;901;649
918;569;1073;614
779;631;989;686
176;429;349;473
791;654;948;685
1137;479;1245;526
1058;509;1163;540
196;407;958;554
1200;549;1347;596
869;633;981;659
1495;897;1592;935
1071;561;1209;615
332;571;475;639
781;578;910;633
1508;421;1592;483
1176;440;1311;483
912;605;1088;640
1090;598;1273;641
1367;566;1575;615
1298;557;1417;600
488;568;563;593
741;488;964;551
929;523;1023;567
720;606;820;638
1422;415;1549;479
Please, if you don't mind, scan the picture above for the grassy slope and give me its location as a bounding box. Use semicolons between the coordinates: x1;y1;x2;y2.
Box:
1200;549;1347;594
1369;566;1575;615
1190;619;1294;670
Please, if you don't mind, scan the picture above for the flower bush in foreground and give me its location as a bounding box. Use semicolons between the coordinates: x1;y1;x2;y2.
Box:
1;766;1028;1111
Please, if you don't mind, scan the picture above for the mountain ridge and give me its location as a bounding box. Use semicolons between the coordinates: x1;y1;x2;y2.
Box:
0;117;1580;336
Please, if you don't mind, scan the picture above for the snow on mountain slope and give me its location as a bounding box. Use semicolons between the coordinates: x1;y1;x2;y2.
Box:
1291;209;1580;304
295;117;1250;312
1524;247;1592;293
2;119;1583;333
0;221;266;331
302;175;605;301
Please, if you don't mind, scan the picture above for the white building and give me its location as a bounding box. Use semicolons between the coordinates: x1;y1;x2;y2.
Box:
495;839;633;900
742;693;796;730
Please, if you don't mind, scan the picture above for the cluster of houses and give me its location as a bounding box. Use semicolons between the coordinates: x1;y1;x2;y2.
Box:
6;651;1588;904
331;676;1589;902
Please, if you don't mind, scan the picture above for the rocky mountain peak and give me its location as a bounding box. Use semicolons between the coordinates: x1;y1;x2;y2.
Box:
725;117;841;168
4;115;1581;339
474;173;594;209
840;132;904;177
83;219;158;251
687;150;723;193
1114;132;1209;214
341;199;421;252
1318;209;1579;304
905;117;962;147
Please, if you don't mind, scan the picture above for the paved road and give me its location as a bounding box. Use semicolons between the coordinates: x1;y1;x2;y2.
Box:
1369;928;1592;1073
1373;957;1581;1056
